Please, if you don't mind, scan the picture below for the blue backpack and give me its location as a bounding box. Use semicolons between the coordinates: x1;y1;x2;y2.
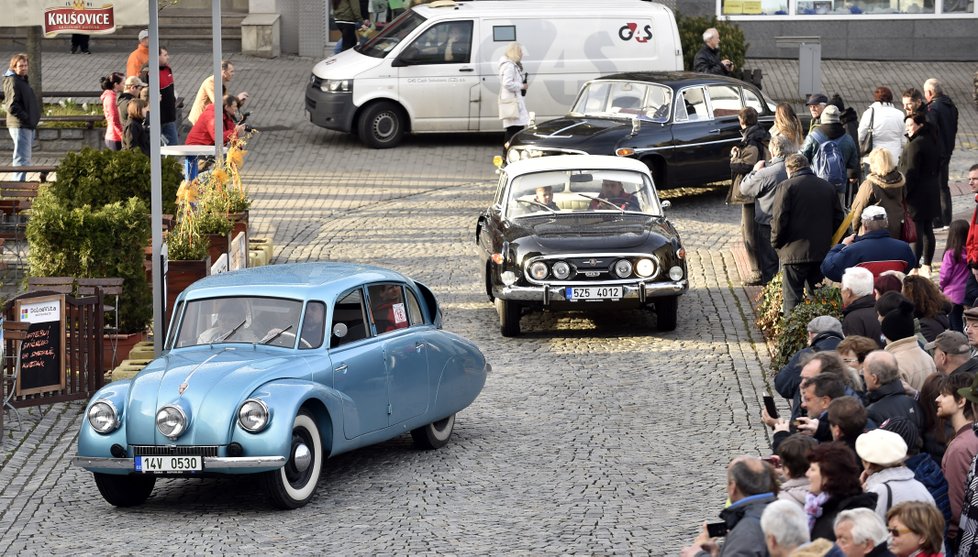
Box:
811;131;847;192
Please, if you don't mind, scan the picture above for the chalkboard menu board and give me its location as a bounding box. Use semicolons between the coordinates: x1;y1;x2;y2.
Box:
15;295;66;396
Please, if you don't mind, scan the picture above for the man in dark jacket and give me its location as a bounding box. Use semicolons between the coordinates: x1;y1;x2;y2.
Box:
840;267;883;346
799;105;861;196
927;330;978;376
820;206;917;283
158;46;180;146
692;28;733;76
863;351;922;433
924;78;959;229
740;134;791;285
680;456;776;557
772;154;845;313
774;316;845;404
2;53;41;182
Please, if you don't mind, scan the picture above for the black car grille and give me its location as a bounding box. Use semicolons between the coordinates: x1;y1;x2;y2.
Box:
305;96;317;112
132;445;219;457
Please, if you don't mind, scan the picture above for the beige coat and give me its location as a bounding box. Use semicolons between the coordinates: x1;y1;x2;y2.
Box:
884;336;936;391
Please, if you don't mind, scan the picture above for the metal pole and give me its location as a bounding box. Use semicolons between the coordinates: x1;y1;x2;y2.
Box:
149;0;163;354
212;0;223;162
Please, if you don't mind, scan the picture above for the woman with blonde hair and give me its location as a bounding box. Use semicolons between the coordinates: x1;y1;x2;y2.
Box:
498;42;528;152
886;501;944;557
768;102;804;152
847;147;906;238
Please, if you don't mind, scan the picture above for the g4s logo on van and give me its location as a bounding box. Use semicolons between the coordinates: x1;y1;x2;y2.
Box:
618;22;653;43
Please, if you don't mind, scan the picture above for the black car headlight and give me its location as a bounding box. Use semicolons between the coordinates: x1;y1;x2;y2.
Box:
612;259;633;278
156;405;188;439
88;400;120;434
238;399;270;433
528;261;548;280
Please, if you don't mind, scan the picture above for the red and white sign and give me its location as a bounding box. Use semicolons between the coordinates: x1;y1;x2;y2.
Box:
43;2;116;37
0;0;147;30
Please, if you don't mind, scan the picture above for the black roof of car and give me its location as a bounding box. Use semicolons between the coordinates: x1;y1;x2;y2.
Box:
593;71;751;90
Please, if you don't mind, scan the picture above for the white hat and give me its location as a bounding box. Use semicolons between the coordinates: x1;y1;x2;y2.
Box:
855;429;907;466
138;29;149;41
861;205;887;221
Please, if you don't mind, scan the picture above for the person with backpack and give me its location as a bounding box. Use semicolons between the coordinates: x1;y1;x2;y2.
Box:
800;105;860;206
900;112;942;278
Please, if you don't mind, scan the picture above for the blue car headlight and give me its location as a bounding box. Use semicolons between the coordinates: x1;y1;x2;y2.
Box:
88;400;120;434
238;399;270;433
156;405;188;439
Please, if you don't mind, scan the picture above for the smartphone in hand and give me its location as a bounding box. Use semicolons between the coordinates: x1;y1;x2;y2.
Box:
706;521;728;538
763;395;778;420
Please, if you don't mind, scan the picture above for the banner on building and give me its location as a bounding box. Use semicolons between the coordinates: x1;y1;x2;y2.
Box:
0;0;149;32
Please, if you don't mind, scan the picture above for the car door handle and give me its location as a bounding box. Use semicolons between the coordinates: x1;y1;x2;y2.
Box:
334;364;348;374
458;67;474;72
415;341;425;353
709;128;721;134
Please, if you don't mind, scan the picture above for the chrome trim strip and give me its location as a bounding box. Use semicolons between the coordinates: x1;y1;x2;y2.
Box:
631;137;740;153
71;455;287;470
523;252;664;286
494;280;687;302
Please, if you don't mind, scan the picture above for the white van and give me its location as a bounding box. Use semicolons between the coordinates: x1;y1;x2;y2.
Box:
304;0;682;148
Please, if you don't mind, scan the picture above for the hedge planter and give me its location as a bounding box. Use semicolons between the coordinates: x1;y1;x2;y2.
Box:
165;256;211;326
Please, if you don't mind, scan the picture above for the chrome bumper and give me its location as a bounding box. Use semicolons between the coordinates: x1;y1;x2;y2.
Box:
71;455;287;470
494;280;687;303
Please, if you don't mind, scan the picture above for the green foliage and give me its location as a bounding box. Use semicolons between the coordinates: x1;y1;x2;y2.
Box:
50;148;182;215
755;272;785;339
26;191;152;333
166;221;207;261
675;13;749;74
767;285;844;370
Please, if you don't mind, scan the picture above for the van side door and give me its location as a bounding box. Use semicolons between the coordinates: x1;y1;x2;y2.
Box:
393;20;479;132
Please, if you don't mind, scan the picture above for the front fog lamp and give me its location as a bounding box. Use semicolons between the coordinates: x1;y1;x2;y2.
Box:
500;270;518;286
88;400;120;434
669;266;684;281
635;258;655;278
552;261;571;280
156;405;188;439
238;399;270;433
612;259;633;278
528;261;549;280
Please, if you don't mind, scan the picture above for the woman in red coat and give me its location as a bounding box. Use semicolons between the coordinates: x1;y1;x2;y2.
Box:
186;94;244;146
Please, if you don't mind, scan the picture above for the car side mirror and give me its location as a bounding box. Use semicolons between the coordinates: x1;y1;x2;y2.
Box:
661;200;671;210
332;323;348;338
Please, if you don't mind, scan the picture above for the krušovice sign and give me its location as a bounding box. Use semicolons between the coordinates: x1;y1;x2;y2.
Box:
0;0;147;30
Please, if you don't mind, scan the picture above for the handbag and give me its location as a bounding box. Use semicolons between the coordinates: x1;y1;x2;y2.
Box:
859;107;874;156
498;96;519;120
900;200;917;243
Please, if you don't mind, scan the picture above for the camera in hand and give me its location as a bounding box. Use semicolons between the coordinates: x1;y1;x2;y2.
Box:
706;521;728;537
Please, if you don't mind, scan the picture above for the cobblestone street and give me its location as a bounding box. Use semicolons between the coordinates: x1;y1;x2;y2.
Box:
0;50;976;553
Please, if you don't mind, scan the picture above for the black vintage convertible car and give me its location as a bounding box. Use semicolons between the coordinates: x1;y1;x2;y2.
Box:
476;155;687;336
505;72;777;189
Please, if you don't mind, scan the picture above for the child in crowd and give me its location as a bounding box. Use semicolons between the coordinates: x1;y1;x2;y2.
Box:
940;219;970;332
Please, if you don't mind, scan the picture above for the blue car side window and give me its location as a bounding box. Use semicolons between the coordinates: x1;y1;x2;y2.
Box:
299;301;326;349
330;289;369;348
405;289;425;325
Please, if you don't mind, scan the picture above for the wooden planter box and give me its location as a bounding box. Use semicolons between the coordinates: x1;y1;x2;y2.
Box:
230;211;249;246
165;256;211;327
206;233;230;268
103;330;147;374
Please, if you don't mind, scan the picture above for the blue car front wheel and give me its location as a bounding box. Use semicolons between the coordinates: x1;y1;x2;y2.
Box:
262;410;323;509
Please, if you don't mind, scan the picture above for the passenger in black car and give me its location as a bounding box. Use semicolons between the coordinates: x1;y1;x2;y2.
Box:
590;180;640;211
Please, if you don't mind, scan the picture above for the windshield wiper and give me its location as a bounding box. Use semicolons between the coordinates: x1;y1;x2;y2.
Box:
516;198;556;214
217;319;247;343
574;193;625;213
260;324;294;345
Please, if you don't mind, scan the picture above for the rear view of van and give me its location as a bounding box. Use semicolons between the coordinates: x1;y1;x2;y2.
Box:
305;0;682;148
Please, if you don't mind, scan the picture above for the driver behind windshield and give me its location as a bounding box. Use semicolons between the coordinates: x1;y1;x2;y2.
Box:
197;301;257;344
535;186;559;210
590;179;640;211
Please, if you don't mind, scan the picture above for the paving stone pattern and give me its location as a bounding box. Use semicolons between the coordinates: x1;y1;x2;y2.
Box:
0;50;975;553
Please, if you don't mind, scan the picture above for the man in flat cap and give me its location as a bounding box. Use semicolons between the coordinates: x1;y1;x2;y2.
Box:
806;93;829;134
928;330;978;375
820;205;917;283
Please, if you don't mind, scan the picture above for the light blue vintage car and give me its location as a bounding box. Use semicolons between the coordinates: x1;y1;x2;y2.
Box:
71;262;489;509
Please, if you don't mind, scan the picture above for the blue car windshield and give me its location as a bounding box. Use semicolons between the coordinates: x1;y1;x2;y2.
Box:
358;11;426;58
570;81;672;123
173;296;305;348
505;169;661;218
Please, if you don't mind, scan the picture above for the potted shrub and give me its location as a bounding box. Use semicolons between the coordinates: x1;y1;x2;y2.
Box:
164;210;210;327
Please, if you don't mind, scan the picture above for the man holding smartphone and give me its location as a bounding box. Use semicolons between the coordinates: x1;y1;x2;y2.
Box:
680;456;776;557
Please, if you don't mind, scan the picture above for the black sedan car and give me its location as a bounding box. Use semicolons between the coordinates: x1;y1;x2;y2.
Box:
505;72;776;189
476;155;687;336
